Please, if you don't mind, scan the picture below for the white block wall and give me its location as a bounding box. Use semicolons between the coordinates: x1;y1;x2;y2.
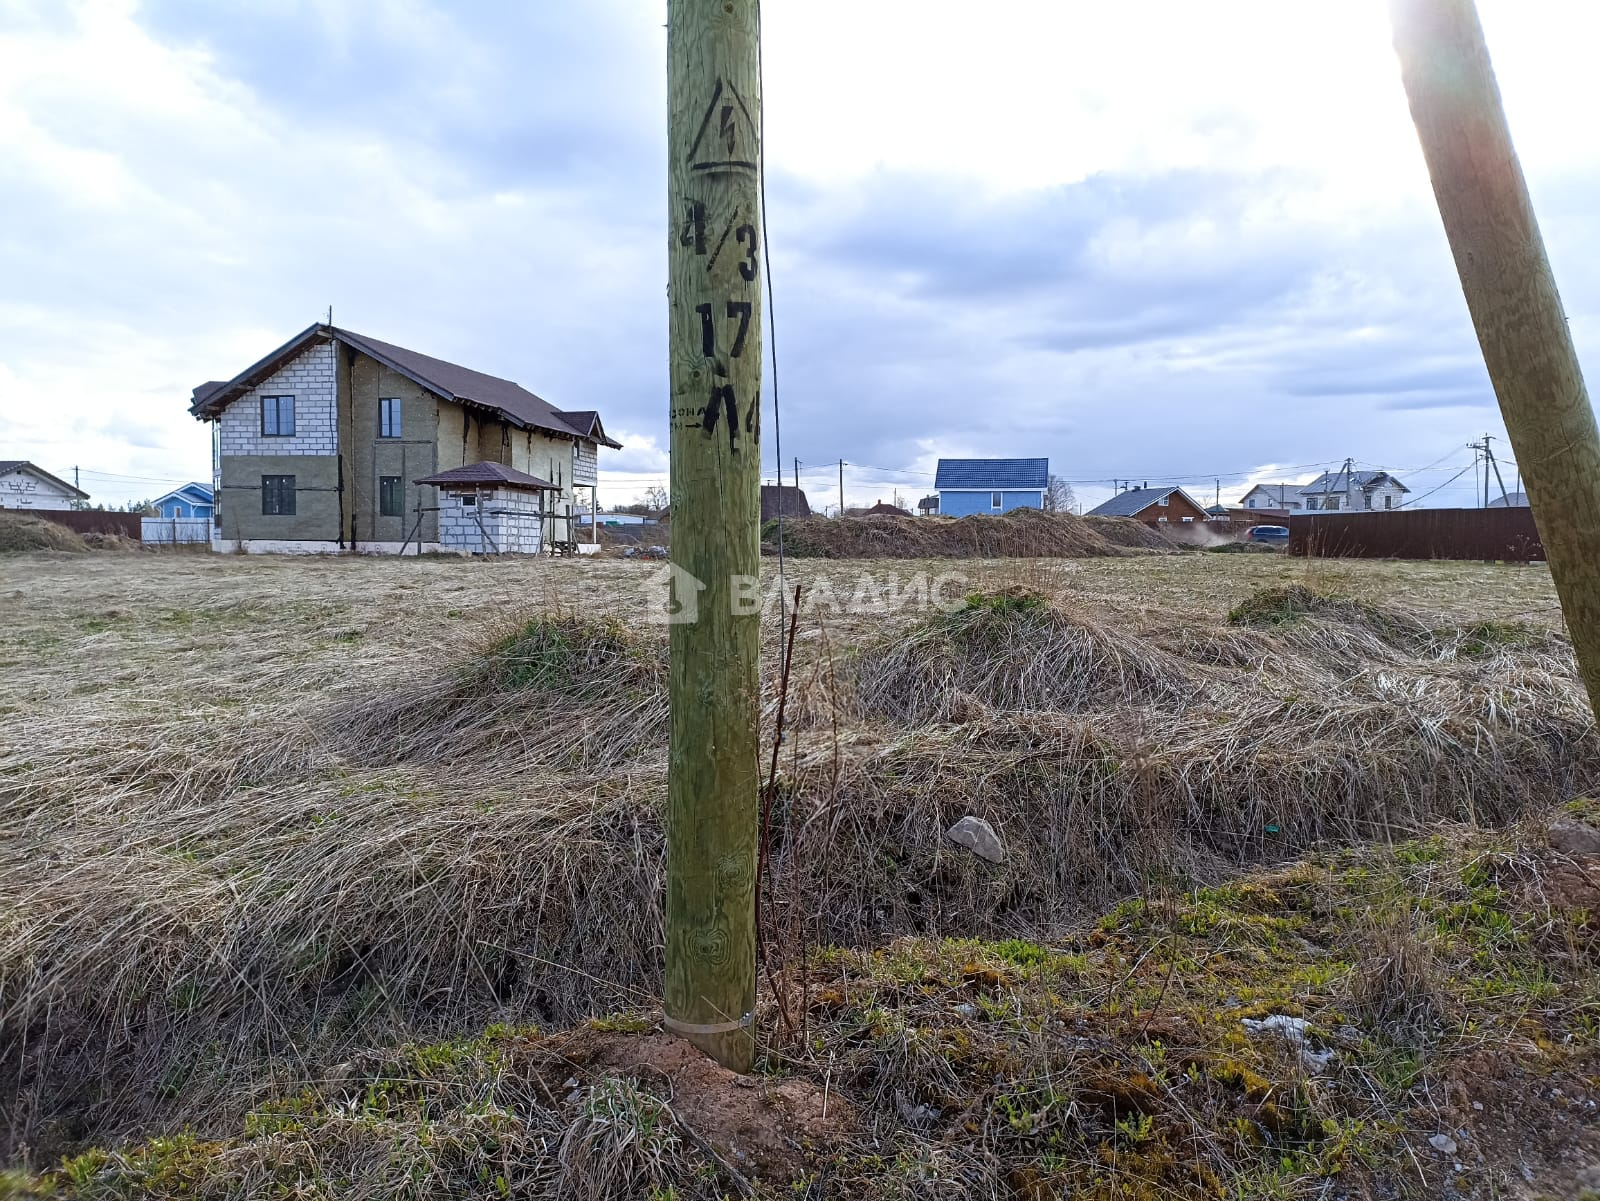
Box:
438;488;545;555
573;440;598;485
217;340;338;457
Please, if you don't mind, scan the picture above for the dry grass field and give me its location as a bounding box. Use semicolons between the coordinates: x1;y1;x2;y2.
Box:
1;547;1597;1199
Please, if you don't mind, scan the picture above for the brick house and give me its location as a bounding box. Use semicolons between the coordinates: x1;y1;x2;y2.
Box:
1085;485;1211;527
189;323;619;554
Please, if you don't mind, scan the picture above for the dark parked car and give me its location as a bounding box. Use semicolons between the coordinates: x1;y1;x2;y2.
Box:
1247;524;1290;543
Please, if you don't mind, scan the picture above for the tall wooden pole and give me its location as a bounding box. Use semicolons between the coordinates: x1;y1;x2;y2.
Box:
665;0;763;1071
1391;0;1600;718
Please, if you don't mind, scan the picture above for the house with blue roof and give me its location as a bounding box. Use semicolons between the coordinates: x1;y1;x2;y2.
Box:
152;482;215;521
933;458;1048;516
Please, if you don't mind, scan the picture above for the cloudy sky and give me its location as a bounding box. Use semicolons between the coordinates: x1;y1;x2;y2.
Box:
2;0;1596;512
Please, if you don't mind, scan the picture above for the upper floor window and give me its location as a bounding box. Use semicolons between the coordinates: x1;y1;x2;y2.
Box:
379;397;402;439
261;395;295;437
990;491;1003;510
1157;494;1169;507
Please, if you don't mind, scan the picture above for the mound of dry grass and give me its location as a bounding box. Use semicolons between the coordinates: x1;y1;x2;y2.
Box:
853;587;1194;721
1;581;1594;1164
338;612;668;770
0;512;89;553
773;508;1176;559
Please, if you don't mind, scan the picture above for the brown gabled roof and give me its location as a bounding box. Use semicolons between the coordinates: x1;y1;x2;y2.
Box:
189;324;622;449
866;500;913;517
413;462;560;491
552;409;622;450
0;460;89;500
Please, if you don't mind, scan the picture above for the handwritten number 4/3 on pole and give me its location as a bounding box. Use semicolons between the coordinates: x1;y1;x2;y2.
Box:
681;204;759;282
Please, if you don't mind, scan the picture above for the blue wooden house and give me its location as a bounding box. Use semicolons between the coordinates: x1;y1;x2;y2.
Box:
152;482;214;521
933;458;1048;516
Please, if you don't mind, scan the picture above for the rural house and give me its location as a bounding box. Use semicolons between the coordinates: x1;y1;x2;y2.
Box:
1299;468;1408;512
0;461;88;511
189;323;620;554
1086;485;1210;526
934;458;1048;515
1238;484;1305;512
151;483;214;521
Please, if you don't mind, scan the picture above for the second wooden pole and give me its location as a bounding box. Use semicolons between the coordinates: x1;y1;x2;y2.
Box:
1391;0;1600;718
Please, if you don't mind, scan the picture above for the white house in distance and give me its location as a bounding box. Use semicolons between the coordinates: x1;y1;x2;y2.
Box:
0;461;88;510
1238;484;1305;512
1240;470;1408;513
1299;468;1408;512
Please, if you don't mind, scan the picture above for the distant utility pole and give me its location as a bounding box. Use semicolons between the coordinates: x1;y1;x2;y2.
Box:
664;0;763;1070
1392;0;1600;717
793;456;800;492
1469;434;1511;507
838;458;846;516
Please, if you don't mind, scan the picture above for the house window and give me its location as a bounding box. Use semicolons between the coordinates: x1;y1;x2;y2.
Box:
1384;495;1394;510
1156;516;1169;524
261;395;295;437
379;476;403;517
1181;516;1194;523
462;494;476;507
991;491;1003;510
1307;498;1319;511
261;475;296;515
1327;495;1341;511
1248;499;1257;509
1158;495;1169;506
1364;495;1373;510
379;398;402;439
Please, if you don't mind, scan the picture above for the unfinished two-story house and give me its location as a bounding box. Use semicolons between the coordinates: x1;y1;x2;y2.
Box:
189;324;619;554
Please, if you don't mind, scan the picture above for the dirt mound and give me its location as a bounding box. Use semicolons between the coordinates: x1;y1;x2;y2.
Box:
773;507;1176;559
1081;514;1177;549
0;512;89;553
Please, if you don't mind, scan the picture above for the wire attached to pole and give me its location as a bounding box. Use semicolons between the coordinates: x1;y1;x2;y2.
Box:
755;2;786;631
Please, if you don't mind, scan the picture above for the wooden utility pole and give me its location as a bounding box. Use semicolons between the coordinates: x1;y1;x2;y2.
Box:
838;459;846;517
1391;0;1600;717
664;0;763;1071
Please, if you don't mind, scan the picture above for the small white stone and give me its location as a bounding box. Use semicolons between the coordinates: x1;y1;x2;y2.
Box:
1429;1134;1458;1155
946;816;1006;864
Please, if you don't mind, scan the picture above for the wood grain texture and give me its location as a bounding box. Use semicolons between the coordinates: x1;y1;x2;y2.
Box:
664;0;763;1070
1391;0;1600;719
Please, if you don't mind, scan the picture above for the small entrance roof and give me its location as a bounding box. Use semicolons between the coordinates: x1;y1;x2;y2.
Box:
414;462;560;491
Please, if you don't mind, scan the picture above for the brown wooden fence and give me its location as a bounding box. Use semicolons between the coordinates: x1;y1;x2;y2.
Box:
1290;507;1544;561
33;510;144;538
